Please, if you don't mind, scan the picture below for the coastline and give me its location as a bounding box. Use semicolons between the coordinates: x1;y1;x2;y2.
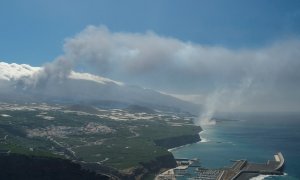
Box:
167;131;205;152
198;130;210;143
168;125;287;180
154;133;201;149
136;132;202;179
167;141;197;152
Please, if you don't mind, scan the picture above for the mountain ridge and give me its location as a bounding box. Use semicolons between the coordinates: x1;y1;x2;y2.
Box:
0;61;200;114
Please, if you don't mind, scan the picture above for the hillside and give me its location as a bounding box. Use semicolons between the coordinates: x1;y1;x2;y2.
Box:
0;103;201;179
0;62;200;114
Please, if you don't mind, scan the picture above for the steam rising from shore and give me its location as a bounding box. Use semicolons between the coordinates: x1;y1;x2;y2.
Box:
196;90;224;126
196;78;253;125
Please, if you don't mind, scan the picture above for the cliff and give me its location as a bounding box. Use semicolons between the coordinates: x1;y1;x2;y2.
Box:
121;153;177;180
120;133;202;179
154;133;201;149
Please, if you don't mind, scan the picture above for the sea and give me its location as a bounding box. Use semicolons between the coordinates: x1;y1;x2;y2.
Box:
170;113;300;180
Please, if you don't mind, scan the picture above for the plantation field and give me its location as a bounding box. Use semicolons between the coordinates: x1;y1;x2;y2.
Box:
0;103;201;170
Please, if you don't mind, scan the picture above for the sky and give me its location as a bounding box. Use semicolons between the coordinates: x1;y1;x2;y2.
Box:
1;0;300;65
1;0;300;113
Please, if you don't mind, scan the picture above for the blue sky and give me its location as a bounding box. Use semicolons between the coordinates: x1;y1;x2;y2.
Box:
1;0;300;66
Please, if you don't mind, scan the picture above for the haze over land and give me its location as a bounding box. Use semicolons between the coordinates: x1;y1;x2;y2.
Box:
0;62;198;114
2;26;300;115
1;1;300;118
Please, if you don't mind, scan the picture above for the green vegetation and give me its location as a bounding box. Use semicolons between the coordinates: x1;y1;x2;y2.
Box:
0;153;109;180
0;104;201;170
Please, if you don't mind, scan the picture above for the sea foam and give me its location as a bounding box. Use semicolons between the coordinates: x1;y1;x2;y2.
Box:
250;173;288;180
250;175;271;180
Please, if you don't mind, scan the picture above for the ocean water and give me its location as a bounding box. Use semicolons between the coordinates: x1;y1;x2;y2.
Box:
171;113;300;180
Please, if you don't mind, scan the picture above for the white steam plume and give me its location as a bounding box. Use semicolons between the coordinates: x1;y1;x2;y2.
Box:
196;90;225;126
196;78;253;126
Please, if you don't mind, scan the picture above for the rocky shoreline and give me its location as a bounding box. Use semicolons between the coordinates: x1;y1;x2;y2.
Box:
154;133;201;149
81;132;202;180
120;133;202;179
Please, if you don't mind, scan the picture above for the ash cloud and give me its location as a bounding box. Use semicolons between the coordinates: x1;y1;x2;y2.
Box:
31;25;300;113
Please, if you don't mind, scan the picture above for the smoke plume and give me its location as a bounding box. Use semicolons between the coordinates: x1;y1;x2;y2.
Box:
26;25;300;113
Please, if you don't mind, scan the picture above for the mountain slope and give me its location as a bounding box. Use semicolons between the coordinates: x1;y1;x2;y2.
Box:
0;62;199;113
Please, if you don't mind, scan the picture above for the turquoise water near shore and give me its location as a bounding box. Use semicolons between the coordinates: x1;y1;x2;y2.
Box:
171;113;300;179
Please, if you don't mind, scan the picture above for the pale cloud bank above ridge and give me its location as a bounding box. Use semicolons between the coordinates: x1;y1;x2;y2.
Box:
23;25;300;112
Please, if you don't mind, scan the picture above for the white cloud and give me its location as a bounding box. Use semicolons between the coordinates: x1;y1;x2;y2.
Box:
27;25;300;112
